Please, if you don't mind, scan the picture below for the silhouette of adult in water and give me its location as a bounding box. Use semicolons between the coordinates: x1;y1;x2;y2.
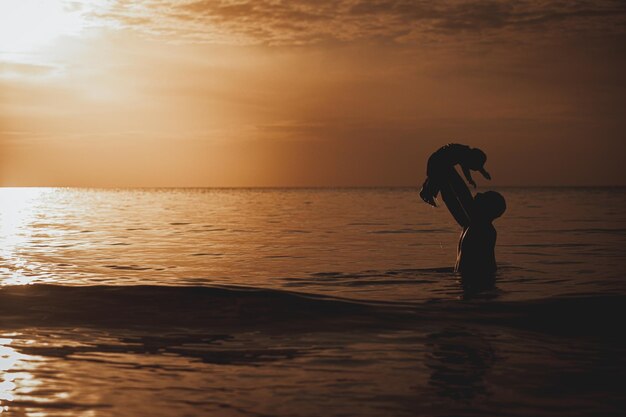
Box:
439;164;506;291
420;144;506;291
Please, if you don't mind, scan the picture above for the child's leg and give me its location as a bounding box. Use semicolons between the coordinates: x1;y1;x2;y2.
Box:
431;183;441;199
420;178;437;206
424;166;444;204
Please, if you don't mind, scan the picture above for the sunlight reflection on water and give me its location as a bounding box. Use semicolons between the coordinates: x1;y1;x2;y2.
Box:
0;188;52;286
0;335;33;413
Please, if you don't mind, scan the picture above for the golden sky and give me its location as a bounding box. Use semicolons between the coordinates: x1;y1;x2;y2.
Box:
1;0;625;186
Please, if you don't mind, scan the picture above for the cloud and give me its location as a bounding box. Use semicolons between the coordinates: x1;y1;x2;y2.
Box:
0;62;58;77
90;0;626;45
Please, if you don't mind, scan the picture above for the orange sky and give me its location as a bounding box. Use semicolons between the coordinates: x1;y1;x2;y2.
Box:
1;0;625;187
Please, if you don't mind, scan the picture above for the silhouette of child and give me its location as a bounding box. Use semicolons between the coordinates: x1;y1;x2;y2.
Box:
419;144;491;207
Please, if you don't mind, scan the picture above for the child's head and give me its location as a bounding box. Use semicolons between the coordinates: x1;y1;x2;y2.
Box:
474;191;506;222
467;148;487;170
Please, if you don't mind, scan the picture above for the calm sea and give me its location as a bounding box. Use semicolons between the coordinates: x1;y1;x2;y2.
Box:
0;187;624;416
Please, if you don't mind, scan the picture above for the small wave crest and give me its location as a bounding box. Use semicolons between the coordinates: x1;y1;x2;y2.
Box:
0;285;623;339
0;284;389;330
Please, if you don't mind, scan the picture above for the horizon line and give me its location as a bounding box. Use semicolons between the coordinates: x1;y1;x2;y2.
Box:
1;185;625;189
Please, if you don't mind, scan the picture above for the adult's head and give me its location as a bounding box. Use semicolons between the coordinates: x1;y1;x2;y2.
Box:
474;191;506;222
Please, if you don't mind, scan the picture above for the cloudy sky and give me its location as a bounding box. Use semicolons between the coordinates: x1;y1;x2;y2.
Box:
1;0;625;186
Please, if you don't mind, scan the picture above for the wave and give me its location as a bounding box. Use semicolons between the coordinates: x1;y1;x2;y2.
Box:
0;284;385;330
0;284;623;339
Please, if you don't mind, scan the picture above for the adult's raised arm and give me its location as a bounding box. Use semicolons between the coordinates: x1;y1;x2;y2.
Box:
440;167;474;228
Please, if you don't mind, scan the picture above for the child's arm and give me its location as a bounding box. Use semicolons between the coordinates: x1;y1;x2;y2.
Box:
462;166;477;188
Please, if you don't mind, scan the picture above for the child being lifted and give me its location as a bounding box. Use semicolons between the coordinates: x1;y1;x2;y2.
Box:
419;143;505;288
419;143;491;207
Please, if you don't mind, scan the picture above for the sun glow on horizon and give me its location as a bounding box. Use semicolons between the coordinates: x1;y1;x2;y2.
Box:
0;0;97;61
0;0;624;187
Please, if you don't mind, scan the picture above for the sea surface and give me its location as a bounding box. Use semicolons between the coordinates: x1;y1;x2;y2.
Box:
0;187;624;416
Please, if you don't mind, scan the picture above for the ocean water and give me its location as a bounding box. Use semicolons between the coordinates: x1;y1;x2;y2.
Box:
0;187;624;416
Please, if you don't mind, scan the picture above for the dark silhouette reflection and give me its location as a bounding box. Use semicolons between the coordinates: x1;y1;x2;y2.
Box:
460;274;497;300
420;143;506;287
426;327;496;402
